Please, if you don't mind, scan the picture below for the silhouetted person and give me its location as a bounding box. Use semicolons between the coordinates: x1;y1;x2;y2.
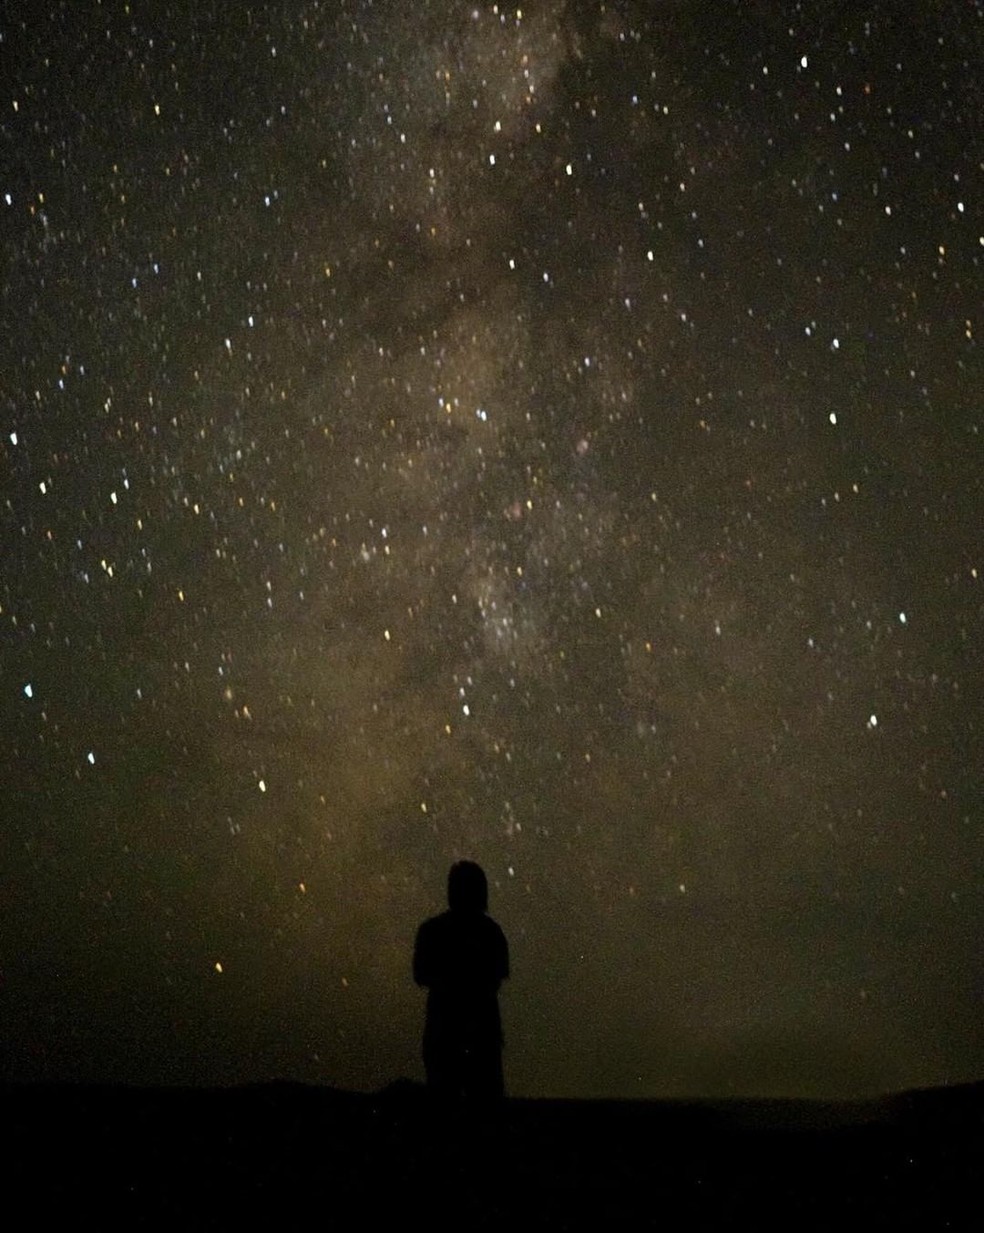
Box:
414;861;509;1099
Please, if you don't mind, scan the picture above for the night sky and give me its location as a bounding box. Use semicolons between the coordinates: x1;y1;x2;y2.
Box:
2;1;981;1100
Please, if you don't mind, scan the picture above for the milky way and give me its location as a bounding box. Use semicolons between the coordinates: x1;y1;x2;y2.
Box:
2;1;981;1098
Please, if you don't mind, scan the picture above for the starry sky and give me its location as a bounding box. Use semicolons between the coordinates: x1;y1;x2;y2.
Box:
1;0;981;1100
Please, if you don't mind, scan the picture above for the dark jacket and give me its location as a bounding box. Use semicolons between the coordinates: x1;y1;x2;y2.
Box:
414;908;509;1095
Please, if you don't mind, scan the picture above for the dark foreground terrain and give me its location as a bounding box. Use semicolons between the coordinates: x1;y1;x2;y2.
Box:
6;1079;981;1228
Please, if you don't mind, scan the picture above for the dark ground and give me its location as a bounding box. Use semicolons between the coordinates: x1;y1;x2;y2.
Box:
6;1079;981;1229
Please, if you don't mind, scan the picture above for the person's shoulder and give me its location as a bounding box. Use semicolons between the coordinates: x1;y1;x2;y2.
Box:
482;914;507;941
418;910;452;936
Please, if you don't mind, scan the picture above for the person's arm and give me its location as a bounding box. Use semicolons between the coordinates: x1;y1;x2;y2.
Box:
495;923;509;984
412;921;430;987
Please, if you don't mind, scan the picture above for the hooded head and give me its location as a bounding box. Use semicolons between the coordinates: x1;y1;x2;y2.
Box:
447;860;488;913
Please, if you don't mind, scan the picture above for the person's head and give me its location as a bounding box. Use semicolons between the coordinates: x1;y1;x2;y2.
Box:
447;860;488;913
